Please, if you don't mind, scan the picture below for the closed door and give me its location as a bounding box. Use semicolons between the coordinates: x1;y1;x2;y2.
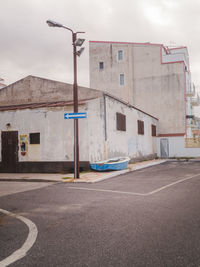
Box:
160;138;169;158
1;131;18;172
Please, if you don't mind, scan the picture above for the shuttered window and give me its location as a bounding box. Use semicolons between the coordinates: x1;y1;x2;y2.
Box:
138;120;144;135
152;125;156;136
116;112;126;131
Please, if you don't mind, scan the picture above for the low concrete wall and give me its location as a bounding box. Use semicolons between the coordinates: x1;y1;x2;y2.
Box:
0;161;90;173
157;136;200;158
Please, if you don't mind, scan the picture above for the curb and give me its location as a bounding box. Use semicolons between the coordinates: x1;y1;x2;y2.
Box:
88;160;167;183
89;169;130;183
0;160;167;184
0;178;60;183
131;160;167;171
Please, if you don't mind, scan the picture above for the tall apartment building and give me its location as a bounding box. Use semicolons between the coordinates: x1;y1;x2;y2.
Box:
89;41;200;157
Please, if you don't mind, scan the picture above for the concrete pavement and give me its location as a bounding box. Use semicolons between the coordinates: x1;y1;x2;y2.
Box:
0;159;166;183
1;160;200;266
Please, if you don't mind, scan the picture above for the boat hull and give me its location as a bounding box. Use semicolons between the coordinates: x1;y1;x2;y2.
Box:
90;158;130;171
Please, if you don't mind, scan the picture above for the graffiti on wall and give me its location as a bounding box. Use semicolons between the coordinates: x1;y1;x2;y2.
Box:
19;134;28;156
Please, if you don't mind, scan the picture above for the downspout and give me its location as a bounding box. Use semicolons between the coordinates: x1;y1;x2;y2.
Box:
183;64;187;137
103;94;107;141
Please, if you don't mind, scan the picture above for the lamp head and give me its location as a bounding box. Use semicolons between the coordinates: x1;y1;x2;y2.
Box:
75;39;85;47
76;47;85;57
46;19;63;28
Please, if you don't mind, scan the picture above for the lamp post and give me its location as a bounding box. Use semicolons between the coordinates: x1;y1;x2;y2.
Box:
46;19;85;179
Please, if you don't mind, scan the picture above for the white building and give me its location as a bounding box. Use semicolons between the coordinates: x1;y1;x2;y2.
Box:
0;75;158;172
89;41;200;157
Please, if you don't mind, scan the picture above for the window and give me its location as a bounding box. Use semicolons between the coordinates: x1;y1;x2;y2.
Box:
152;125;156;137
29;133;40;144
118;50;123;60
138;120;144;135
116;112;126;131
99;62;104;70
120;74;125;86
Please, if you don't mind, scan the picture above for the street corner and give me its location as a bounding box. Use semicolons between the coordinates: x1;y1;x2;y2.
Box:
62;177;75;183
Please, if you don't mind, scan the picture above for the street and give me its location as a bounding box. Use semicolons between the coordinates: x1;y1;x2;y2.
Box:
0;161;200;267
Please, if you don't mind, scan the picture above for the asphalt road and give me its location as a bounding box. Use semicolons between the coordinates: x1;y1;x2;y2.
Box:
0;161;200;267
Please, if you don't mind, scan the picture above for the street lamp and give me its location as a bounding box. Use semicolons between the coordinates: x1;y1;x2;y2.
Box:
46;19;85;179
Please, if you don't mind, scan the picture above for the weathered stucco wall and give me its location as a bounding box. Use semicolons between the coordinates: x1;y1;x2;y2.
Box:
89;42;134;105
133;45;185;134
0;74;160;170
0;104;90;162
0;75;103;106
87;98;105;162
157;136;200;158
0;94;158;165
104;95;158;160
89;42;186;135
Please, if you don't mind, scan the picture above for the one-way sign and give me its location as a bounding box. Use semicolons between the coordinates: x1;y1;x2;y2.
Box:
64;112;87;119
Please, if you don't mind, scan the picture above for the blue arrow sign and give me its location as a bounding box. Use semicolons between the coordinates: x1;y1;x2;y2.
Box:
64;112;87;119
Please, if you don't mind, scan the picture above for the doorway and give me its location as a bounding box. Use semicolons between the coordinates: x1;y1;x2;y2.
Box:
1;131;18;172
160;138;169;158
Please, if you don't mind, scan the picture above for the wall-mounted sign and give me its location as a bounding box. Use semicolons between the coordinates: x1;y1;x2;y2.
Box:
64;112;87;119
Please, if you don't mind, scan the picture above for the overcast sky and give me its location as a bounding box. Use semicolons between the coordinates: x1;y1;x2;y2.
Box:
1;0;200;92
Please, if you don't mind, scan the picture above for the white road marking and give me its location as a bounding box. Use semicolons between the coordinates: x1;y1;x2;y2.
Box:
68;186;145;196
0;182;52;197
0;209;38;267
68;173;200;196
146;173;200;195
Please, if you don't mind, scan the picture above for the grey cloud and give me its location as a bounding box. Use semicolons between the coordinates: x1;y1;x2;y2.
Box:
0;0;200;94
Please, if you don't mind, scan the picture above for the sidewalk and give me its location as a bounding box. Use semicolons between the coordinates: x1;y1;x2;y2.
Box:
0;159;166;183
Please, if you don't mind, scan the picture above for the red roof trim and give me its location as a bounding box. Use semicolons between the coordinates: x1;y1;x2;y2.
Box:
168;46;187;51
90;40;188;64
89;40;186;51
158;133;185;137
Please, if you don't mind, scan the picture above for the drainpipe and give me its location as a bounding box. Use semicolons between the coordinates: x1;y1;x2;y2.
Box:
103;94;107;141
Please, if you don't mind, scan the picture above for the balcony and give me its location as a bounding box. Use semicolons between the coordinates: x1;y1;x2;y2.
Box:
186;83;195;97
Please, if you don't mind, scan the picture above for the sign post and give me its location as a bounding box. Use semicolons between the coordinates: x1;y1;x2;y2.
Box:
46;19;85;179
64;112;87;178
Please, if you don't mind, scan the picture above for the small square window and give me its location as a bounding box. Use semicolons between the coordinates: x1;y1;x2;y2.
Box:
29;133;40;144
120;74;125;86
118;50;123;60
99;62;104;70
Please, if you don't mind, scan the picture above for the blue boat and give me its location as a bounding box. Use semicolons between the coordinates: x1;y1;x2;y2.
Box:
90;157;130;171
